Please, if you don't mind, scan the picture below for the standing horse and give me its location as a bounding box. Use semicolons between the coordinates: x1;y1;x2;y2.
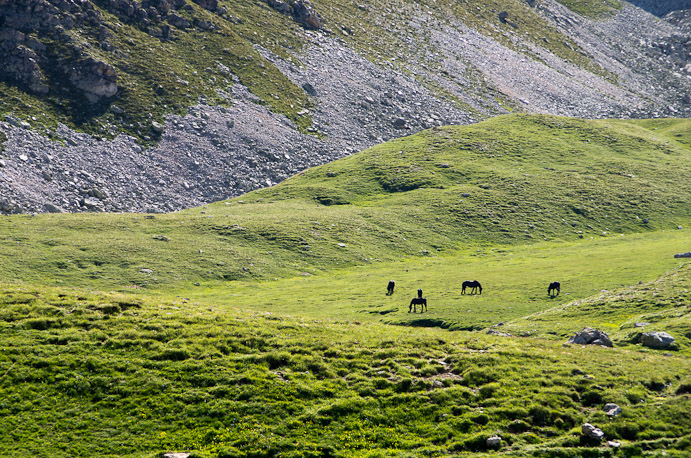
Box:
461;280;482;295
409;296;427;313
548;281;560;297
386;280;395;295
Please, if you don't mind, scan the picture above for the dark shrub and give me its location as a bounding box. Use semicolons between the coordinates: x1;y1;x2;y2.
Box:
529;405;551;426
676;383;691;395
508;420;530;433
580;390;603;406
471;413;489;425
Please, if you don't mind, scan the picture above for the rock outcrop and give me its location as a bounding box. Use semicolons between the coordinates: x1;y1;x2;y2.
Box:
567;328;613;347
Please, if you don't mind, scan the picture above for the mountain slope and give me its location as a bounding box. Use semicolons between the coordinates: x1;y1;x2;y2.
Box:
2;0;691;213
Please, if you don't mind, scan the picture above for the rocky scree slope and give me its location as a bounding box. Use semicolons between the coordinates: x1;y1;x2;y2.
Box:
1;0;690;213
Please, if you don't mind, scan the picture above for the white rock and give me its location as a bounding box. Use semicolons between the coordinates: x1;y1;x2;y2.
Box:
486;435;502;447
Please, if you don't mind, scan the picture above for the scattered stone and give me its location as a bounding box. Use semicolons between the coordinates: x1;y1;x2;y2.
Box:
337;242;346;247
302;82;318;96
462;193;471;197
82;197;102;209
634;322;649;328
486;435;502;447
151;121;165;133
634;331;676;349
607;441;621;448
43;203;65;213
140;268;153;274
163;454;190;458
153;235;170;241
567;327;613;347
603;403;622;417
581;423;605;441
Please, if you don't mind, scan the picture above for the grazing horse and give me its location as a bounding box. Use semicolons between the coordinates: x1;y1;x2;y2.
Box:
409;296;427;313
386;280;395;295
548;281;560;297
461;280;482;295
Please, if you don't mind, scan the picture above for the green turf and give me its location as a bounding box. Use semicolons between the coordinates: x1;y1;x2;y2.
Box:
1;284;689;458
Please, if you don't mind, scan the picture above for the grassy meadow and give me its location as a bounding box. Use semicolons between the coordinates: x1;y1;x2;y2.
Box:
1;114;690;457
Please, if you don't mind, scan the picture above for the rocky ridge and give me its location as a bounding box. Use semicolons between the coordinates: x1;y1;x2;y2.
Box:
1;0;691;213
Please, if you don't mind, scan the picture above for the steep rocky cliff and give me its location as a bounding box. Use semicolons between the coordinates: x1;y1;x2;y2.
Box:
0;0;689;213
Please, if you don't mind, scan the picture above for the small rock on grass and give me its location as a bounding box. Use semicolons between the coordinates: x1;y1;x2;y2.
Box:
604;403;621;417
582;423;605;441
486;435;502;447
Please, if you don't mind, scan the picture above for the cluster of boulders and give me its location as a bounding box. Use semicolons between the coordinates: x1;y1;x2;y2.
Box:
566;327;677;351
0;0;119;103
567;328;613;347
264;0;325;30
0;0;235;105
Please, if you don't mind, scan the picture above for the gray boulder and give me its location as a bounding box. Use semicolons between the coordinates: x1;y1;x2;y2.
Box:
68;58;118;103
486;435;502;447
293;0;325;29
635;331;676;349
603;403;622;417
567;327;613;347
582;423;605;441
674;252;691;258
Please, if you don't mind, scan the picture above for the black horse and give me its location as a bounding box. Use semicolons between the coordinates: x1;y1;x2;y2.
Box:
548;281;560;297
461;280;482;295
409;296;427;313
386;280;395;295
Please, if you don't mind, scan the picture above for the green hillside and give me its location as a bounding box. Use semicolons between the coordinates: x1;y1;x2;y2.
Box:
1;115;689;291
1;114;691;457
